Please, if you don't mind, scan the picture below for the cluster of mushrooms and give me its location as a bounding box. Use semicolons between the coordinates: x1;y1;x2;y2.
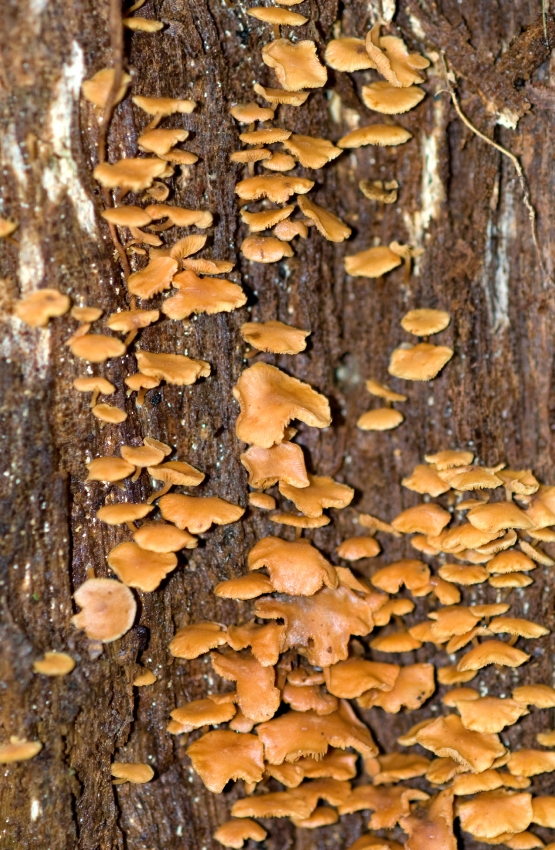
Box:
3;5;555;850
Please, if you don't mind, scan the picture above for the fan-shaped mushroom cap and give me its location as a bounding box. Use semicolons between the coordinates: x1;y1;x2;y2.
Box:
136;350;210;385
133;667;156;686
489;617;548;639
272;511;331;528
389;342;454;381
71;305;103;322
73;376;116;399
170;621;227;658
111;762;154;784
122;15;163;30
370;631;422;653
211;651;280;722
262;39;327;91
257;703;378;764
33;651;75;676
227;621;285;667
371;559;430;594
255;585;380;667
182;257;234;274
127;257;177;299
499;469;540;496
364;379;406;402
452;769;505;795
148;459;204;488
248;536;337;596
164;270;246;318
132;95;196;116
401;308;451;336
86;457;135;483
240;320;309;354
158;494;244;533
357;408;404;431
458;640;530;672
362;81;425;114
0;739;42;763
239;128;292;146
233;362;331;448
248;6;308;24
296;195;351;241
442;687;480;707
125;374;162;397
214;819;267;849
133;522;197;552
366;29;429;86
279;474;354;518
138;128;189;157
392;503;450;536
532;796;555;827
425;449;473;469
282;682;338;715
216;574;275;600
337;537;380;560
467;502;533;533
120;444;165;468
519;539;554;566
14;288;71;327
345;245;402;278
416;714;505;773
283;135;342;169
512;684;555;708
446;467;503;491
429;606;480;639
402;465;450;496
339;784;429;829
240;441;309;489
108;309;160;335
458;790;533;839
439;564;488;585
93;158;167;192
339;125;412;149
241;234;294;263
145;204;212;228
240;206;294;233
68;333;126;363
399;789;457;850
97;502;153;525
508;750;555;777
231;789;312;820
186;730;265;793
324;36;375;71
374;598;414;627
101;206;153;228
107;542;177;592
252;82;310;106
236;174;314;203
325;658;399;699
82;67;132;108
292;807;339;828
230;102;275;123
72;578;136;642
296;749;357;781
373;753;431;784
457;697;529;733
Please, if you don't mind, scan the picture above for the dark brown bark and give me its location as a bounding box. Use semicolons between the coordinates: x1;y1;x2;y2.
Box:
1;0;555;848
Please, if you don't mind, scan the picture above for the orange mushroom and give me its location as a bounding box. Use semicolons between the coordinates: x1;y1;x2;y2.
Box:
72;578;136;642
358;664;435;713
415;714;505;772
261;39;327;91
158;494;244;532
345;245;402;278
186;730;265;793
325;37;375;71
211;651;280;722
82;67;131;108
135;350;210;385
457;790;533;839
235;174;314;203
127;257;178;299
338;125;412;148
214;819;267;849
14;288;71;327
107;542;178;592
169;621;228;659
361;81;425;114
93;158;168;193
388;342;454;381
240;441;309;488
248;536;337;596
279;474;353;517
399;789;456;850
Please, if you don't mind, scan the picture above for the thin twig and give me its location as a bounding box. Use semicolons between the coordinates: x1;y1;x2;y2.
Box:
98;0;124;166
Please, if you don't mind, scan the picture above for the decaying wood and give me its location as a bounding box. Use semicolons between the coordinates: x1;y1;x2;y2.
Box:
1;0;555;848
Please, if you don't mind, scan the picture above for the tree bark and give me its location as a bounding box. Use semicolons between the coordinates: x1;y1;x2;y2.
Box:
1;0;555;848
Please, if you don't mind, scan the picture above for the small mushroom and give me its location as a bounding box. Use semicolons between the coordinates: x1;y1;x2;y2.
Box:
297;196;351;241
147;459;205;501
214;819;267;849
274;219;308;239
169;698;236;733
456;697;529;733
324;658;399;699
93;158;168;193
240;206;294;233
325;38;375;72
101;206;153;228
240;441;309;489
92;401;127;423
359;179;399;203
158;493;244;532
467;501;534;533
14;288;70;327
215;573;275;600
125;373;161;405
248;6;308;25
415;714;505;773
138;128;189;157
338;125;412;148
133;668;156;686
86;457;136;483
211;651;280;722
361;81;425;114
401;308;451;336
82;68;132;108
357;408;404;431
253;82;309;106
68;333;127;363
33;652;75;676
127;257;178;299
388;342;454;381
107;542;178;592
72;578;136;642
487;551;535;578
135;350;210;385
392;503;451;536
96;502;153;526
240;319;309;354
0;738;42;764
230;102;275;123
169;621;228;659
71;305;103;322
186;730;265;793
270;512;330;528
239;127;292;145
122;16;164;31
241;234;294;263
236;174;314;203
163;270;246;318
261;39;327;91
248;535;337;596
345;245;402;278
110;762;154;784
279;474;354;517
133;522;197;552
73;376;116;408
457;640;530;672
282;135;342;169
458;790;533;839
337;537;380;561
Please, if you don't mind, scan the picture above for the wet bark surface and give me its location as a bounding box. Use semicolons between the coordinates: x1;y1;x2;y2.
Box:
1;0;555;847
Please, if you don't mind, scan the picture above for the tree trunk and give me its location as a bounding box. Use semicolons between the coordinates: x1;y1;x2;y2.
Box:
1;0;554;848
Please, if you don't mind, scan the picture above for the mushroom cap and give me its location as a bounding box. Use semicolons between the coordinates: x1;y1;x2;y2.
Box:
233;362;331;448
33;651;75;676
170;621;228;659
441;687;480;707
127;257;178;299
215;573;274;600
531;796;555;827
452;768;504;795
370;630;422;653
122;16;164;31
438;564;489;585
72;578;136;642
392;503;451;536
359;179;399;203
0;739;42;764
73;376;116;395
467;501;534;533
373;753;431;784
170;698;236;733
101;205;153;227
86;457;136;483
133;668;156;686
230;102;275;123
241;234;294;263
371;558;430;594
458;790;533;839
292;806;339;828
144;436;172;455
361;81;425;114
120;444;165;467
338;125;412;148
241;441;309;489
240;320;309;354
122;375;161;394
231;789;313;820
14;288;70;327
239;127;292;145
107;542;178;592
402;464;450;496
446;467;503;491
93;158;168;192
248;6;308;24
82;67;132;108
261;39;327;91
107;309;160;332
138;127;189;156
235;174;314;203
282;682;338;715
513;684;555;708
298;749;358;781
279;474;354;517
211;650;281;722
425;449;474;469
457;697;529;733
416;714;505;773
282;135;342;169
135;350;210;385
498;469;540;496
457;640;530;672
345;245;402;278
227;620;285;667
253;82;310;106
337;537;380;561
401;308;451;336
325;37;375;72
489;616;548;639
357;408;404;431
186;729;265;793
69;333;126;363
325;658;399;699
365;379;406;402
164;270;246;318
111;762;154;783
388;342;454;381
132;95;196;116
248;536;337;596
373;598;415;627
158;493;244;532
96;502;153;525
214;819;267;849
297;195;351;241
133;522;197;552
339;782;429;828
71;305;103;322
148;460;205;487
240;206;294;233
507;750;555;777
145;204;213;228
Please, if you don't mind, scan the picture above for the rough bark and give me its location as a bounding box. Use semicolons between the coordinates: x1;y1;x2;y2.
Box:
1;0;555;848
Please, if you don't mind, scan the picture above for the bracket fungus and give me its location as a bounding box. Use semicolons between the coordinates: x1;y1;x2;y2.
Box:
235;174;314;203
230;102;275;123
297;196;351;241
211;651;281;722
0;739;42;764
72;578;136;642
357;408;404;431
127;256;178;299
214;819;267;848
337;537;380;560
362;81;425;114
82;67;132;107
282;134;341;169
33;652;75;676
401;308;451;336
279;474;354;517
133;522;197;552
147;460;204;500
170;622;228;659
241;234;294;263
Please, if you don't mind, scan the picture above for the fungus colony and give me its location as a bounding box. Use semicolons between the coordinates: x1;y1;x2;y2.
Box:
3;6;554;850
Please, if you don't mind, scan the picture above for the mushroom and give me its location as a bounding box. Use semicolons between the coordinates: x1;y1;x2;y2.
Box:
282;683;338;715
107;542;178;592
70;306;103;322
147;459;205;501
101;206;153;228
233;362;331;448
82;68;132;108
138;128;190;156
467;501;534;533
248;536;337;596
371;558;430;594
240;441;309;488
72;578;136;642
324;658;400;699
227;621;285;666
498;468;540;495
399;789;456;850
86;456;136;483
274;220;309;239
357;408;404;430
120;443;166;472
93;158;168;193
73;376;116;408
345;245;402;278
111;762;154;785
241;234;294;263
68;333;127;363
240;206;295;233
125;373;161;406
457;640;530;672
33;652;75;676
358;664;435;713
133;668;156;686
271;512;331;529
240;320;309;354
337;537;380;560
282;135;341;169
489;573;533;588
14;288;71;327
370;631;423;653
133;522;197;552
373;753;431;784
388;342;454;381
158;493;244;532
279;474;353;517
235;174;314;203
214;819;267;849
402;464;450;496
456;697;529;733
415;714;506;772
531;796;555;827
361;82;425;114
253;83;310;106
169;698;236;733
231;790;313;820
169;622;228;659
127;257;178;298
248;6;308;24
292;807;339;828
215;573;275;600
439;564;489;585
392;503;451;536
261;39;327;91
365;379;407;402
296;196;351;241
339;784;429;829
299;749;358;781
489;616;548;639
239;127;292;145
96;502;153;527
162;270;247;320
458;790;533;839
211;651;280;722
401;308;451;336
145;204;212;229
338;125;413;148
182;257;235;274
135;350;210;385
132;95;196;128
230;102;275;123
425;449;474;469
325;38;376;72
365;27;429;87
507;750;555;777
0;739;42;764
513;684;555;708
122;16;164;31
107;309;160;348
186;730;265;793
